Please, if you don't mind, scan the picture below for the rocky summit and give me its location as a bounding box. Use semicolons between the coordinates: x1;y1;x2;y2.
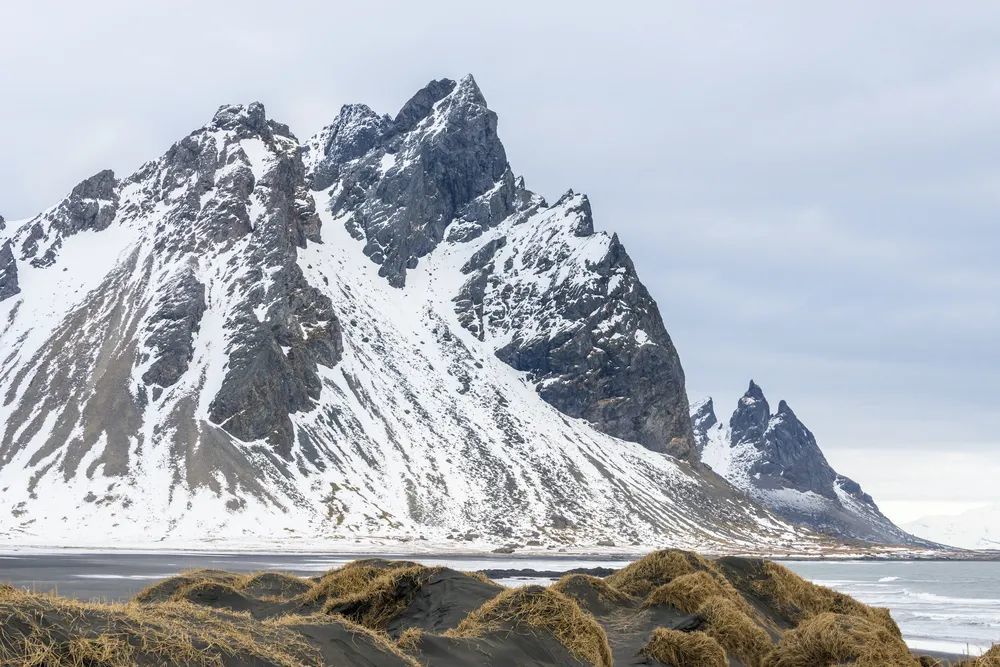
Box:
692;381;923;546
0;76;916;552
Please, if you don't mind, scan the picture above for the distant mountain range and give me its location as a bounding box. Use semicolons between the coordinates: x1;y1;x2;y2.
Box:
0;75;927;552
905;504;1000;550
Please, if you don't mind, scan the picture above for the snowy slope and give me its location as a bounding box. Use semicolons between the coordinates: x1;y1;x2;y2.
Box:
0;76;830;552
904;505;1000;550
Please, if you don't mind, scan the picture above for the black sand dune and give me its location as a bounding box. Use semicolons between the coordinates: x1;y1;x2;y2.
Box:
1;550;997;666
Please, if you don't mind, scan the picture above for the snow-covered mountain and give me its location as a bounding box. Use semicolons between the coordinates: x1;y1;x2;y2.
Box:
691;382;923;546
904;505;1000;550
0;75;902;553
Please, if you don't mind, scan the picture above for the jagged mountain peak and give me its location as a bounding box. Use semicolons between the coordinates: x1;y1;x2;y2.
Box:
211;101;269;133
306;75;510;288
731;379;770;444
69;168;117;201
744;379;766;401
693;383;924;546
392;77;458;133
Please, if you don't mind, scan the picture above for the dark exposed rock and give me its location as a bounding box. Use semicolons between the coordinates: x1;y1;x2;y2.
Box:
497;227;695;458
140;267;207;390
729;380;770;446
0;239;18;302
176;103;344;457
461;235;506;274
320;75;514;287
114;100;341;458
308;104;391;191
16;169;120;268
690;399;717;453
391;78;457;135
755;399;837;499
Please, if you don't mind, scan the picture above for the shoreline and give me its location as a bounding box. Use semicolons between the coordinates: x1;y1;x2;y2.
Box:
1;543;997;561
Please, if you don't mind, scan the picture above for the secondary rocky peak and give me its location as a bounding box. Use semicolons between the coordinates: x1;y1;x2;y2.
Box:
730;380;770;445
690;398;718;452
13;169;120;268
69;168;117;202
551;191;595;237
307;104;390;190
210;102;270;135
745;379;766;401
391;77;456;133
693;383;922;545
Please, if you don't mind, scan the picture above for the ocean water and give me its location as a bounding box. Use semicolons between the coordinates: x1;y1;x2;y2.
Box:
782;560;1000;657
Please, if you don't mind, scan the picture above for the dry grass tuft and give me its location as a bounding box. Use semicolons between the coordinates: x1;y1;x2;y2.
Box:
605;549;716;597
396;627;424;652
641;627;727;667
764;611;917;667
321;565;435;630
752;561;901;635
448;585;613;667
303;561;417;604
0;585;321;666
173;580;244;602
463;570;502;587
133;569;244;604
238;572;311;600
697;595;773;667
646;571;736;613
965;645;1000;667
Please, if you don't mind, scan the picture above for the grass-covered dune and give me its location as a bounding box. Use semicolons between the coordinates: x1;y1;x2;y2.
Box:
0;551;997;666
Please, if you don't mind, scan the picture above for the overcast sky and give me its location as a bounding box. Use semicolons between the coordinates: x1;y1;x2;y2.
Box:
2;1;997;524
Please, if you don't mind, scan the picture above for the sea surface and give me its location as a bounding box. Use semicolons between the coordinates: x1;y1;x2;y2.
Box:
0;552;996;657
782;560;1000;657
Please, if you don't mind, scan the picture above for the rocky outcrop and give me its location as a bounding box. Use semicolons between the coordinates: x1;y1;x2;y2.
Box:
194;104;343;456
139;266;207;395
15;169;119;268
690;398;717;453
0;239;18;302
693;381;925;545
